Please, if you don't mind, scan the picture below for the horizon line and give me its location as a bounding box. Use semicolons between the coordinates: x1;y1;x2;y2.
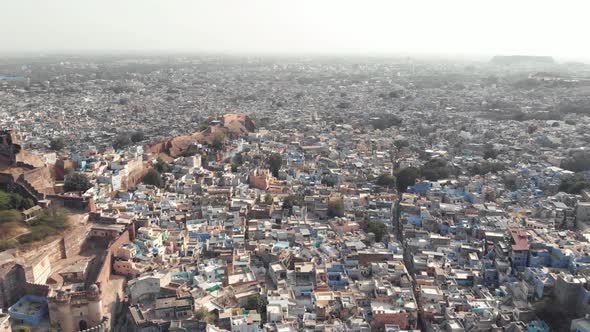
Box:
0;49;588;64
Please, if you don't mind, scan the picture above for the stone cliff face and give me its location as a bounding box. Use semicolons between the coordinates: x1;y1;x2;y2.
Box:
147;113;255;158
0;129;55;201
222;113;256;135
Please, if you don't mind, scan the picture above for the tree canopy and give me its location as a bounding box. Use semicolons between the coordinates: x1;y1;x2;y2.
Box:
49;137;66;151
468;161;506;176
143;169;163;187
0;191;31;211
0;210;23;223
483;144;499;160
396;167;420;192
113;134;132;150
211;132;225;151
371;114;402;130
375;173;396;188
420;158;454;181
194;308;214;324
327;199;345;217
264;194;273;205
559;175;590;194
64;172;92;192
282;195;303;214
130;131;145;143
367;221;388;242
393;139;409;150
18;208;70;244
561;152;590;172
153;159;170;174
268;153;283;178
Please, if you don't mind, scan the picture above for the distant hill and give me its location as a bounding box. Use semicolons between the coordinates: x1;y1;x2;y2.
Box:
147;113;256;158
491;55;555;65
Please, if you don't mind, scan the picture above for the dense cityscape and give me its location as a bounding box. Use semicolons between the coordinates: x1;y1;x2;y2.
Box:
1;54;590;332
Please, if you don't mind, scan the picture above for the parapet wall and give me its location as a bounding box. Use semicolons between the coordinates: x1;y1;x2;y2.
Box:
80;316;109;332
94;230;130;288
24;282;50;297
48;194;96;212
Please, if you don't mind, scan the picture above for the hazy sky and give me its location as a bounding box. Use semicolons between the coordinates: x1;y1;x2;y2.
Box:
1;0;589;60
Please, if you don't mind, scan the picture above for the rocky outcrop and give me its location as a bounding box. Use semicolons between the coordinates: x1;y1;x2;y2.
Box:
222;113;256;136
147;113;255;158
0;129;55;202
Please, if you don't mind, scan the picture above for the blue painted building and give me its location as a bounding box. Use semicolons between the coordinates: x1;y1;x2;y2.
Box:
407;182;432;195
527;320;550;332
8;295;48;326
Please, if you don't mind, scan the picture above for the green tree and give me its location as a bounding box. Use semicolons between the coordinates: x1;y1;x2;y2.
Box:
367;221;387;242
232;153;244;166
559;175;590;194
371;113;402;130
483;144;499;160
246;295;267;320
283;198;294;211
375;173;396;188
153;159;170;173
32;208;69;229
64;172;92;192
180;144;200;157
199;123;209;131
527;124;538;134
0;210;23;223
420;158;453;181
561;152;590;172
113;134;132;150
468;162;505;176
396;167;420;192
504;175;518;191
130;131;145;143
0;191;31;211
18;208;70;244
194;307;214;324
0;240;17;251
322;176;338;187
22;198;35;210
49;137;66;151
268;153;282;178
327;199;345;218
282;195;303;214
143;169;163;187
9;194;23;210
393;139;409;150
211;132;225;150
264;194;273;205
0;191;16;210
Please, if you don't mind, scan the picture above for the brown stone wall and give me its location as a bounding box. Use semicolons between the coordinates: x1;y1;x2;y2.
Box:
21;238;64;265
63;222;92;257
24;282;50;297
358;252;394;266
94;230;130;288
48;194;94;211
0;262;25;309
54;159;74;181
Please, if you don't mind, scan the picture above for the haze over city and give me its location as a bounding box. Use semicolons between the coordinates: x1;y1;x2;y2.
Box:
2;1;590;332
1;0;590;60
